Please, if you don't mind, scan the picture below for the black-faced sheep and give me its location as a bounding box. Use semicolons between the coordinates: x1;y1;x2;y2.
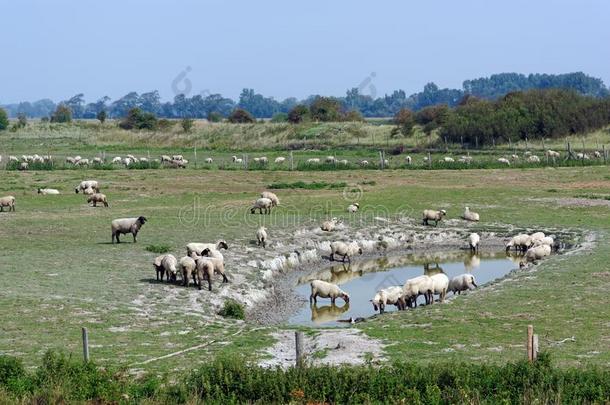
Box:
403;275;433;308
154;254;178;282
250;197;273;214
200;249;229;284
468;233;480;252
75;180;99;194
448;273;477;295
179;256;197;287
111;216;147;243
186;240;228;259
260;191;280;207
321;217;340;232
194;257;215;291
309;280;349;305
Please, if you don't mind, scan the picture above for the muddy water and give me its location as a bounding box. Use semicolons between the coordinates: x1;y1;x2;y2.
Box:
288;251;523;326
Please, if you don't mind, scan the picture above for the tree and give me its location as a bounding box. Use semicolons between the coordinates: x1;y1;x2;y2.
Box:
227;108;255;123
51;105;72;123
63;94;85;118
288;105;310;123
97;110;107;124
0;108;8;130
16;113;27;128
181;117;194;132
342;110;364;122
309;97;342;121
393;108;415;136
119;108;157;130
207;111;223;122
270;112;288;123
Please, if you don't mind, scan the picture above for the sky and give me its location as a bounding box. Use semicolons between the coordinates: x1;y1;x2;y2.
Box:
1;0;609;104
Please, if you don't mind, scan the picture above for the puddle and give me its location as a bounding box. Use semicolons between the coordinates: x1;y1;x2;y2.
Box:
288;251;523;326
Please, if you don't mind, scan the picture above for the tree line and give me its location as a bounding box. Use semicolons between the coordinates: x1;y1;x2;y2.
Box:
1;72;608;120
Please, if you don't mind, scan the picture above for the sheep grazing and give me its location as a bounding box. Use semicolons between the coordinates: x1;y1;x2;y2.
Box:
87;193;109;207
307;158;320;164
18;162;28;171
468;233;480;252
231;155;243;164
37;188;60;195
459;155;473;163
0;196;16;212
92;157;104;164
204;157;213;164
497;158;510;165
593;151;602;159
527;155;540;163
532;236;555;250
462;206;480;222
194;257;216;291
576;152;590;160
179;256;197;287
250;197;273;214
422;209;447;226
256;226;268;248
274;156;286;164
329;241;362;264
443;156;455;163
112;156;122;164
430;273;449;303
347;203;359;213
403;275;433;308
321;217;340;232
309;280;349;305
525;244;551;261
338;159;349;165
170;159;187;168
359;160;369;166
66;157;76;164
546;150;561;159
160;155;172;162
505;234;532;252
186;240;229;258
260;191;280;207
511;154;519;161
448;274;477;295
75;180;99;194
405;155;412;164
325;156;336;164
9;156;18;162
111;216;147;243
77;159;90;166
154;254;178;282
372;286;406;313
200;249;229;284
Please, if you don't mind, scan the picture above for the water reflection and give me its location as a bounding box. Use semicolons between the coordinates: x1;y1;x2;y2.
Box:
310;302;350;324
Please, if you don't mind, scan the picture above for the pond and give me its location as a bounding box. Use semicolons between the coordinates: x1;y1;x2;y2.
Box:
288;251;523;326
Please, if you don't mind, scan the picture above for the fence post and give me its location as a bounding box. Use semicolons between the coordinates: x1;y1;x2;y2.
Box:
532;334;539;361
289;151;294;171
527;325;533;362
427;151;432;169
295;331;304;367
243;154;248;170
603;145;607;164
460;136;463;149
194;147;197;169
379;150;384;170
82;327;90;362
444;136;448;152
475;136;478;150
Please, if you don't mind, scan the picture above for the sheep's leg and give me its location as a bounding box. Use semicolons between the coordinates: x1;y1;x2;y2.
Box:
103;201;108;207
93;201;97;207
331;297;336;305
222;273;229;283
133;232;137;243
115;233;120;243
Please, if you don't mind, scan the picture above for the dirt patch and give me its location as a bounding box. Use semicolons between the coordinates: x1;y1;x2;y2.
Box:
532;197;610;207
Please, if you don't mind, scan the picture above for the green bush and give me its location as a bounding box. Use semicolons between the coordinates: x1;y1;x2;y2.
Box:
217;299;245;319
0;108;8;130
145;244;171;254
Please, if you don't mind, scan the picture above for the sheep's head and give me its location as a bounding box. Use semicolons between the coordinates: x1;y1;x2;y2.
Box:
201;248;212;257
353;203;359;208
358;247;363;255
217;240;229;250
137;216;147;225
371;300;378;311
74;188;80;194
37;188;42;194
341;293;350;303
250;207;256;214
440;210;447;216
470;275;478;287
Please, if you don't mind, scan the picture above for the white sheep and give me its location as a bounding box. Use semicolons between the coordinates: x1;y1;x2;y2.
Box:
307;158;320;164
462;206;480;222
274;156;286;164
546;150;560;159
160;155;171;162
231;155;243;164
112;157;122;164
75;180;99;194
321;217;340;232
497;158;510;165
18;162;28;171
87;193;109;207
532;236;554;249
576;152;590;160
92;157;104;164
204;157;213;164
443;156;455;162
77;159;90;166
37;188;60;195
153;254;178;282
448;273;478;295
193;256;216;290
338;159;349;165
199;250;229;284
9;156;18;162
186;240;228;258
468;233;480;252
529;232;546;246
593;151;602;159
525;244;551;261
111;216;147;243
325;156;336;164
347;203;359;213
329;241;362;264
0;196;16;212
430;273;449;303
250;197;273;214
371;286;406;313
405;155;412;164
511;154;519;161
179;256;197;287
422;209;447;226
256;226;268;248
527;155;540;163
505;234;532;252
260;191;280;207
403;275;433;307
359;160;369;166
309;280;349;305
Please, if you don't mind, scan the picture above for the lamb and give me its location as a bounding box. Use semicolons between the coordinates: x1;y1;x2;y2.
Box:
111;216;147;243
179;256;197;287
329;241;362;264
443;156;455;162
505;234;532;252
37;188;60;195
497;158;510;165
250;197;273;214
75;180;99;194
260;191;280;207
359;160;369;166
256;226;268;248
186;240;229;258
525;244;551;261
405;155;412;164
321;217;340;232
0;196;16;212
309;280;349;305
18;162;28;171
430;273;449;303
403;275;433;308
112;157;122;164
371;286;406;313
199;249;229;284
527;155;540;163
448;274;477;295
347;203;359;213
462;206;480;222
468;233;480;252
274;156;286;164
546;150;561;159
153;254;178;282
422;209;447;226
87;193;109;207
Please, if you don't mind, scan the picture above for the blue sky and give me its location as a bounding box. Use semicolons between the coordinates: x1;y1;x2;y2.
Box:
1;0;608;103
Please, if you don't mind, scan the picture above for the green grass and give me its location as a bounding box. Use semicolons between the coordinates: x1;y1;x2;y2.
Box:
268;180;347;190
145;244;172;254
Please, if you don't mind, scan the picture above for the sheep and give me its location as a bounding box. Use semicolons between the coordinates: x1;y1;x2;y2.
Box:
462;206;480;222
200;249;229;284
576;152;590;160
231;155;243;164
112;157;122;164
525;244;551;261
0;196;16;212
593;151;602;159
204;157;213;164
459;155;473;163
186;240;229;258
250;197;273;214
111;216;147;243
347;203;359;213
443;156;455;162
18;162;28;171
338;159;349;165
170;159;187;168
497;158;510;165
321;217;340;232
527;155;540;163
422;209;447;226
309;280;349;305
75;180;99;194
253;157;260;163
468;233;480;252
307;158;320;164
83;187;95;195
194;257;216;290
448;274;478;295
325;156;336;164
274;156;286;164
9;156;18;162
359;160;369;166
405;155;412;164
172;155;183;161
140;157;149;163
371;286;406;313
179;256;197;287
256;226;268;248
260;191;280;207
529;232;546;246
153;254;178;282
92;157;104;164
430;273;449;303
87;193;109;207
259;156;268;164
532;236;555;250
505;234;532;252
511;154;520;161
77;159;90;166
329;241;362;264
546;150;561;159
37;188;60;195
403;275;433;308
160;155;172;162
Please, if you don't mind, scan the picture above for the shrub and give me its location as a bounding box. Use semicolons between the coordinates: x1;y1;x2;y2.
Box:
342;110;364;122
394;108;415;136
181;118;194;132
270;112;288;123
51;105;72;123
16;113;27;129
96;110;107;124
157;119;174;131
218;299;245;319
288;104;310;123
207;111;223;122
145;244;171;254
309;97;341;122
0;108;8;130
119;108;158;130
228;108;255;124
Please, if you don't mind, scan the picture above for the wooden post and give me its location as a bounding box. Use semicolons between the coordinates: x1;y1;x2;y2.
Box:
475;136;478;150
603;145;607;164
493;137;496;149
289;151;294;171
243;154;247;170
427;151;432;169
525;137;529;151
379;150;384;170
194;147;197;169
82;327;90;362
460;136;463;149
527;325;533;362
532;334;539;361
295;331;304;367
444;136;448;152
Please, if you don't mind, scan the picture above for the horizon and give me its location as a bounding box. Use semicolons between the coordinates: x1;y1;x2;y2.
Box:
2;0;610;104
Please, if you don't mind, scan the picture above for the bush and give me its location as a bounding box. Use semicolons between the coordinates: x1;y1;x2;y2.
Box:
217;299;245;319
309;96;342;122
342;110;364;122
394;108;415;136
270;112;288;123
145;244;171;254
181;118;194;132
16;113;27;129
119;108;158;130
268;181;347;190
228;108;255;123
51;105;72;123
157;118;174;131
96;110;107;124
0;108;8;130
288;104;310;123
207;111;223;122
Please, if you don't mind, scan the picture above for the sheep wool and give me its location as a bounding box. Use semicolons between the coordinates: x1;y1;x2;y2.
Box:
329;241;362;264
310;280;349;304
0;196;16;212
448;274;477;295
111;216;147;243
